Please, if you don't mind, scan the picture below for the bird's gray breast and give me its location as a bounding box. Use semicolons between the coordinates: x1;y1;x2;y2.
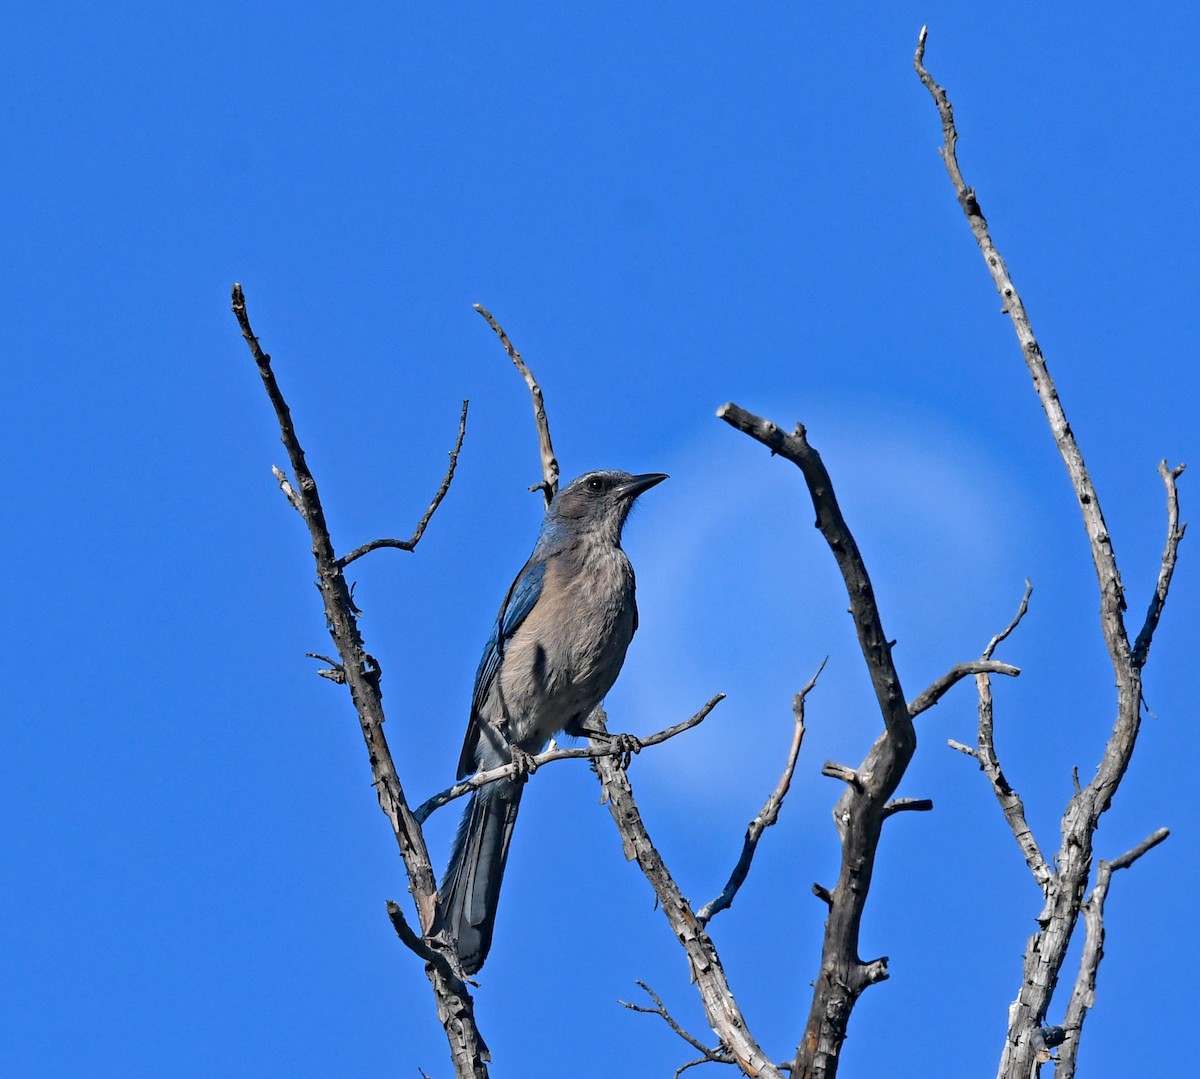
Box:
498;540;636;748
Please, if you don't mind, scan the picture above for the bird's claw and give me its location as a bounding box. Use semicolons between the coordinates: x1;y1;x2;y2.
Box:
510;744;537;780
609;732;641;770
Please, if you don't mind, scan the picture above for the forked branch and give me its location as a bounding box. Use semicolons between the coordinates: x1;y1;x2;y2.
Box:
590;710;785;1079
619;981;736;1072
914;31;1182;1077
1056;828;1169;1079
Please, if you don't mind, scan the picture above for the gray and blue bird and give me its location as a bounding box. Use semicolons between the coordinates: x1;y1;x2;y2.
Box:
441;469;667;974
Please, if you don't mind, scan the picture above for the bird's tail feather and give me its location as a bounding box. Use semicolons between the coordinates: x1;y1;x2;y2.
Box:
440;778;523;974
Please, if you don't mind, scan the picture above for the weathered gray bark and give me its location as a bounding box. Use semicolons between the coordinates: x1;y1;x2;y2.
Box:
914;30;1182;1078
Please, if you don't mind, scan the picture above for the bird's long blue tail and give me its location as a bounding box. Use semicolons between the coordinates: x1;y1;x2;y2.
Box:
440;778;523;974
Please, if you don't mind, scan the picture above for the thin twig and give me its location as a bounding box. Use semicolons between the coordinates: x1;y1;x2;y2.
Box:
1131;462;1187;668
338;401;469;567
673;1059;716;1079
619;981;732;1063
473;304;559;503
697;660;824;924
984;580;1032;661
969;586;1052;892
414;695;724;823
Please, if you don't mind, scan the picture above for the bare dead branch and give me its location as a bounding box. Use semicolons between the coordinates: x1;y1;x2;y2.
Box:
947;739;979;760
337;400;469;567
1057;828;1169;1079
413;694;724;823
717;402;926;1078
820;761;862;788
589;708;785;1079
1108;826;1170;872
270;464;303;511
717;406;912;749
947;583;1052;894
915;30;1129;660
232;285;489;1078
914;32;1181;1076
473;304;559;503
907;660;1019;717
386;899;471;993
881;798;933;819
697;660;824;924
1131;462;1187;668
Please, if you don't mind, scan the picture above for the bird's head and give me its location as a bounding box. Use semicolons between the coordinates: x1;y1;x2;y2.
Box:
548;470;668;545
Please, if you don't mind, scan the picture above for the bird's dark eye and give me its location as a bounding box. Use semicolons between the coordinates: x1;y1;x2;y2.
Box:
586;476;605;493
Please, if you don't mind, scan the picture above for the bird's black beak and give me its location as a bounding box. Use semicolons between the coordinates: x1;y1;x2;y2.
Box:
616;473;669;500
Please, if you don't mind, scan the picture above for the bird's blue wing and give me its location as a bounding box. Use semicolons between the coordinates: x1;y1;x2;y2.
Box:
457;558;547;777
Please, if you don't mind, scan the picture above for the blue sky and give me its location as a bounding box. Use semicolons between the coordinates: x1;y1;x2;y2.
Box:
3;4;1196;1076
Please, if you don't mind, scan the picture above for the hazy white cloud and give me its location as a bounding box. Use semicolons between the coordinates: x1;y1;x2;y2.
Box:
613;398;1034;806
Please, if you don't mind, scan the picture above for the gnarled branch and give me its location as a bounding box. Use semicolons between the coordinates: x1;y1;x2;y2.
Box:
718;402;926;1079
232;285;488;1078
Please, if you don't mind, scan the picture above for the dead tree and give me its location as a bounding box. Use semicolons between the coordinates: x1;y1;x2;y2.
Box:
233;29;1182;1079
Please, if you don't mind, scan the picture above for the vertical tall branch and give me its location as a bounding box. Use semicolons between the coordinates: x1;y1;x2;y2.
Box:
914;29;1130;662
913;32;1183;1078
232;285;489;1079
